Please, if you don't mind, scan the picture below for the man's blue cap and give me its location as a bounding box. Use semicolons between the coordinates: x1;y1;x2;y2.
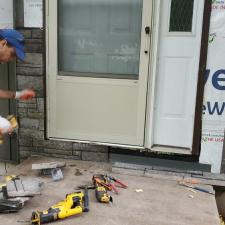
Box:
0;29;25;61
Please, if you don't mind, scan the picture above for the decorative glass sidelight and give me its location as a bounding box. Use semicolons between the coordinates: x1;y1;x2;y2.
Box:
169;0;194;32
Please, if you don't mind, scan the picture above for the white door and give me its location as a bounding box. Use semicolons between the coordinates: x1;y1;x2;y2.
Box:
46;0;152;146
153;0;204;150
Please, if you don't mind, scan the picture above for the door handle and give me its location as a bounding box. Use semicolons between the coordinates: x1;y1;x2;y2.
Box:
144;26;151;54
145;26;150;35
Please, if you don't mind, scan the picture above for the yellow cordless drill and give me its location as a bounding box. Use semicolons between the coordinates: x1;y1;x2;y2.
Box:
95;185;113;203
92;175;113;203
78;175;113;204
31;191;89;225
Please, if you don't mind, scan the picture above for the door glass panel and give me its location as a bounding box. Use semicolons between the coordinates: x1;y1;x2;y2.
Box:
169;0;194;32
58;0;143;78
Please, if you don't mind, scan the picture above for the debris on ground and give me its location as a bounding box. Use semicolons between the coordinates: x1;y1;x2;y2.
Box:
51;168;64;181
32;162;66;171
135;189;143;193
0;175;42;213
32;161;66;181
4;176;43;198
74;168;83;176
185;187;197;194
183;178;200;185
69;164;76;167
178;181;214;195
0;199;23;213
188;194;194;199
0;196;30;213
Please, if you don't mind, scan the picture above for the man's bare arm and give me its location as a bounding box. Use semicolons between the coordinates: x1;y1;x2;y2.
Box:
0;89;36;100
0;89;15;99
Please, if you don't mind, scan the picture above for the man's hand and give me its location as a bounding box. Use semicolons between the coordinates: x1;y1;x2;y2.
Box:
0;116;13;135
15;89;36;100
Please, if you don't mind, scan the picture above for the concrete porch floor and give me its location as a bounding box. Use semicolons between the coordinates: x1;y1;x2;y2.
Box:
0;156;220;225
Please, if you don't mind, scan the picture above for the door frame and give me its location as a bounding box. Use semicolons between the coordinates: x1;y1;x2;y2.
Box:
0;62;18;163
192;0;211;155
145;0;212;155
0;0;18;163
8;62;19;163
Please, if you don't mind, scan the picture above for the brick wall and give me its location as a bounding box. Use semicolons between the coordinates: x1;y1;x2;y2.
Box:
16;28;109;162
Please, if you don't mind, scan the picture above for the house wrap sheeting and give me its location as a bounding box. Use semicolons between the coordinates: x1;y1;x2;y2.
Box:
200;1;225;173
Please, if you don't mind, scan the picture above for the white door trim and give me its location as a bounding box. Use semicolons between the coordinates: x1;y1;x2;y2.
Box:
145;0;161;149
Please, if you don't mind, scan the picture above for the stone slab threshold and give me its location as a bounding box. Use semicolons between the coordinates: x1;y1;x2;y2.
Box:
112;162;225;187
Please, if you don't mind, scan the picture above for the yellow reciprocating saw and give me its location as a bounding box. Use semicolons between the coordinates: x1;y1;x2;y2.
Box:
31;190;89;225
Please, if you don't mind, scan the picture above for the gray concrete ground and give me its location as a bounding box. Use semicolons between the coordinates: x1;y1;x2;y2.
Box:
0;156;220;225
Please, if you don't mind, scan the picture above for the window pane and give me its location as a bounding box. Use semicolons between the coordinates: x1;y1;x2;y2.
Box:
169;0;194;32
58;0;143;77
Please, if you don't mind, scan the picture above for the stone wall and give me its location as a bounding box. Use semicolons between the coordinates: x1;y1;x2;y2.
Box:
16;28;109;162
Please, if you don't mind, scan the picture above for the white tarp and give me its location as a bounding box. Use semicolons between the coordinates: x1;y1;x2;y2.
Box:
0;0;13;28
199;1;225;173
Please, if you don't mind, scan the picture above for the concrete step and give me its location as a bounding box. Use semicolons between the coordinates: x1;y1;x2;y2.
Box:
111;154;225;187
